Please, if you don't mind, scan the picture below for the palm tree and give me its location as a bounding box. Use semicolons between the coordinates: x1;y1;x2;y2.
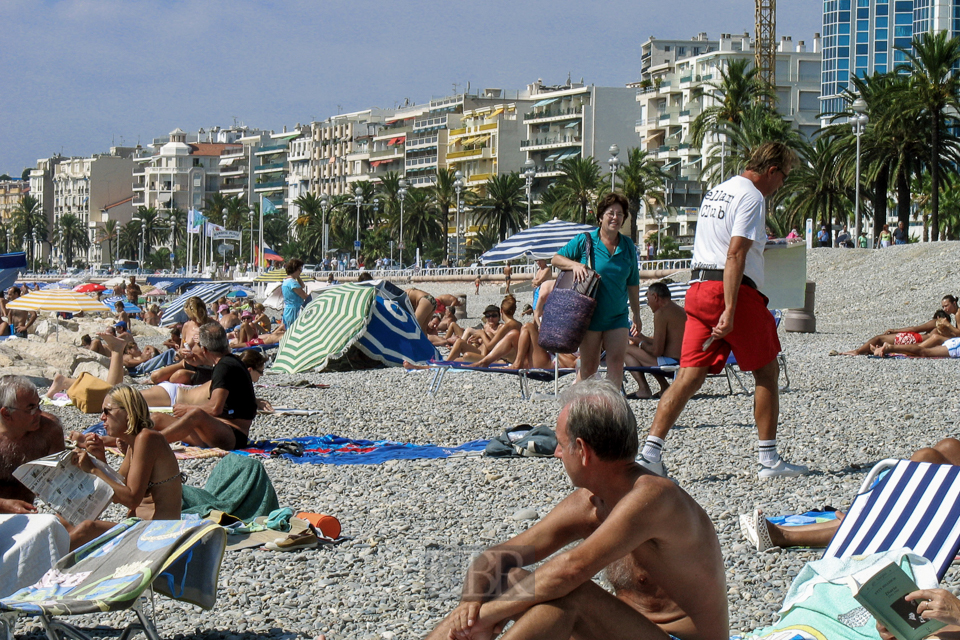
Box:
54;213;91;267
293;192;324;230
10;195;48;262
700;107;803;187
118;221;141;260
167;208;187;266
203;193;229;225
895;30;960;240
617;148;668;243
690;58;777;148
428;168;458;265
223;196;249;231
399;187;443;256
475;173;527;241
553;157;603;224
782;135;852;240
97;219;119;266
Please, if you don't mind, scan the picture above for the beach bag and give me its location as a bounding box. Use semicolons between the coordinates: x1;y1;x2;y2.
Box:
66;372;113;414
484;425;558;457
538;233;600;354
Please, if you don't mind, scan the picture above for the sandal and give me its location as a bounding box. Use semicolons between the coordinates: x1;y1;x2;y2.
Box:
625;391;654;400
738;507;777;552
270;442;304;457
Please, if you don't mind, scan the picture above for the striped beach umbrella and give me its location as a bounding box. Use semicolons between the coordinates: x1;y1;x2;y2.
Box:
271;284;375;373
7;289;111;314
253;268;315;283
160;282;233;327
479;218;596;263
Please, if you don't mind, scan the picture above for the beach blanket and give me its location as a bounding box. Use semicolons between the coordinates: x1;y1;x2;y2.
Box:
128;348;177;376
181;454;279;521
0;515;69;598
0;518;225;614
745;549;937;640
236;435;488;465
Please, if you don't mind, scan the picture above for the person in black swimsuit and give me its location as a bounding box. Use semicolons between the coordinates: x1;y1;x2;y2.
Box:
151;323;257;450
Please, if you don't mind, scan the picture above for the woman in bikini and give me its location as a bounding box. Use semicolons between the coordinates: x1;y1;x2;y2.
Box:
68;384;182;549
838;295;960;355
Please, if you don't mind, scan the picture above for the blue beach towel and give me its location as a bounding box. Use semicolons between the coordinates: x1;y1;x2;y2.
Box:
235;434;488;465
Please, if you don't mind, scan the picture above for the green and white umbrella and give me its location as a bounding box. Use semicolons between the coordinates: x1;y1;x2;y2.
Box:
271;283;375;373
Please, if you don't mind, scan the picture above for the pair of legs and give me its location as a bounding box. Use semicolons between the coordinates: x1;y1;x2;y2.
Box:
504;322;575;370
46;333;130;397
578;327;629;389
623;344;671;399
843;331;944;356
874;341;951;358
151;408;248;450
468;329;522;367
425;567;673;640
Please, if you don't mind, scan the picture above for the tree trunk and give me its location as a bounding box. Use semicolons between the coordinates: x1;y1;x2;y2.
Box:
629;198;640;244
897;167;911;229
931;114;940;241
873;164;889;242
441;204;450;266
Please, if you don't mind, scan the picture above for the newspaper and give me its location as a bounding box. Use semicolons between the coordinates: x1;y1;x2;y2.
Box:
14;451;120;526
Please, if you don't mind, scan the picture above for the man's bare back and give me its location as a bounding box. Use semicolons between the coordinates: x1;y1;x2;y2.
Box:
654;300;686;361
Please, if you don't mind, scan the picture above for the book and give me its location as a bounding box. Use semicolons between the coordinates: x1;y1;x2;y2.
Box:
848;561;946;640
14;451;121;526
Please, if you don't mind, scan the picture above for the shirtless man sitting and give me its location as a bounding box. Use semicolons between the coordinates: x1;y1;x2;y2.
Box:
0;375;65;513
151;322;257;450
0;287;38;338
625;282;686;399
219;305;240;331
425;379;728;640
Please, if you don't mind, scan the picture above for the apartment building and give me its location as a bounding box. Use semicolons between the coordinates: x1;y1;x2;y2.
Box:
0;180;30;226
445;102;529;192
312;109;392;197
52;149;136;264
633;32;821;240
286;128;313;220
520;80;638;196
820;0;958;115
133;127;243;214
28;156;68;243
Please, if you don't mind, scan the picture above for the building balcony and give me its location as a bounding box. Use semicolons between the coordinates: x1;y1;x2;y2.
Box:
254;180;285;192
407;135;439;149
534;169;563;179
466;173;493;184
523;105;584;122
132;195;144;206
220;166;246;177
678;105;701;123
254;162;285;173
404;155;438;169
448;122;497;138
255;144;288;155
521;135;583;151
446;146;494;161
413;115;448;131
370;147;404;160
133;168;145;176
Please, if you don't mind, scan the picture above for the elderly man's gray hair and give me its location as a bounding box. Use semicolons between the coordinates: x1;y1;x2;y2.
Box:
0;376;38;410
559;379;638;461
198;322;229;354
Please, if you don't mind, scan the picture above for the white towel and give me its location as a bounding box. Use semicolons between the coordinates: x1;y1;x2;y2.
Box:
0;514;70;597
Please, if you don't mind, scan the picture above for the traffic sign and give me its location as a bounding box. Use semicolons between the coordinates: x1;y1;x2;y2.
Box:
354;241;361;249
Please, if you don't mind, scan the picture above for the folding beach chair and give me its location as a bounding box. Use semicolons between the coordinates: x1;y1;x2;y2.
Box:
0;518;226;640
719;309;790;394
426;360;576;400
823;459;960;579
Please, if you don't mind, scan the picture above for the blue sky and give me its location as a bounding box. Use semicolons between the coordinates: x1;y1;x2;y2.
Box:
0;0;821;176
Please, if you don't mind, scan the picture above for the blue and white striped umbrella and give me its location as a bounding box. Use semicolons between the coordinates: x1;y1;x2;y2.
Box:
479;218;596;264
160;282;233;327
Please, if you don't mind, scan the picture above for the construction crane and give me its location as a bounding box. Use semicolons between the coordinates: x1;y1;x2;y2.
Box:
755;0;776;107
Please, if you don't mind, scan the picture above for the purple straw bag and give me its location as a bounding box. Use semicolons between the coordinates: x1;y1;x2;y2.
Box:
538;233;600;354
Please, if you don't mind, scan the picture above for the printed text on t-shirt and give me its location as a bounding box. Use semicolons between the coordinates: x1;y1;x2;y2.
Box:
698;188;735;220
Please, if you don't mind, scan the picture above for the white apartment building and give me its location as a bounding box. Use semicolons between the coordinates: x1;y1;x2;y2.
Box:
52;150;136;264
0;180;30;225
634;32;821;240
446;102;529;191
286;127;313;221
521;80;638;196
311;109;392;196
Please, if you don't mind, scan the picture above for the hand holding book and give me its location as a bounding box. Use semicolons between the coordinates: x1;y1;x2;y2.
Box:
875;589;960;640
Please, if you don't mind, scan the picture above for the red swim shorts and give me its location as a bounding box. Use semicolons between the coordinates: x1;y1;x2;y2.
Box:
679;281;782;374
895;331;922;345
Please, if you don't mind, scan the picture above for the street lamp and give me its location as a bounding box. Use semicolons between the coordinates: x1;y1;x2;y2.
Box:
31;231;36;272
523;158;535;229
248;209;254;269
220;207;227;268
655;207;666;257
607;144;621;191
453;171;464;266
320;193;330;258
398;178;407;268
354;187;363;262
851;97;869;248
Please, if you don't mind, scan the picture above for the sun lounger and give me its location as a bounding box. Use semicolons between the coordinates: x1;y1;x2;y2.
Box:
233;342;280;354
823;459;960;579
0;518;226;640
715;309;790;394
638;281;690;307
426;360;576;400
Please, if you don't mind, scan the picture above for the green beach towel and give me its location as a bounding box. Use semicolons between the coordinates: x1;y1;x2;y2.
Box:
182;453;279;521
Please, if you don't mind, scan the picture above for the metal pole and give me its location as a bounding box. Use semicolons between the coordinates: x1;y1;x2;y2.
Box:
354;188;362;263
851;98;869;248
398;178;407;268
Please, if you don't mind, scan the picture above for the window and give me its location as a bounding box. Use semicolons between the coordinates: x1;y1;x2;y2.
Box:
876;16;888;26
677;46;685;55
876;28;887;39
664;45;671;52
857;8;869;18
876;40;888;51
876;64;887;73
875;52;887;64
839;34;850;45
856;43;868;53
877;4;888;14
856;55;868;67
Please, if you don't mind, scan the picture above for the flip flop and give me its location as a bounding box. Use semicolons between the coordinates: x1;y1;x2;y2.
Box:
625;391;655;400
828;350;839;356
738;507;776;553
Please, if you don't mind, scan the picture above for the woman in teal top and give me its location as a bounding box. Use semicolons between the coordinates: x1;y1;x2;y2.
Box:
281;258;309;329
552;192;642;388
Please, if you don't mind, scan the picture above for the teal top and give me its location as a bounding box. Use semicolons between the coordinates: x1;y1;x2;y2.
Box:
557;230;640;332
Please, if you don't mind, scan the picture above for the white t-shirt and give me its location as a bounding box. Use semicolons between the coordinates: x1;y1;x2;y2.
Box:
691;175;767;289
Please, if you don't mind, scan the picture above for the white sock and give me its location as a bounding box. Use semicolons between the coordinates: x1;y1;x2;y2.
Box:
642;436;665;463
759;439;780;467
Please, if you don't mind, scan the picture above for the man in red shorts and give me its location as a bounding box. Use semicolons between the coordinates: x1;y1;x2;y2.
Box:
638;142;809;480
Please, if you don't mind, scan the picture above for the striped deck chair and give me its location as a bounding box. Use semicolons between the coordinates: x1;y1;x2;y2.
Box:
824;459;960;579
0;518;226;640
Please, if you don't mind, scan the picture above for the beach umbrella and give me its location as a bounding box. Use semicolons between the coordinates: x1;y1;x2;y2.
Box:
74;283;106;293
160;282;234;327
0;252;26;291
271;284;376;373
101;277;126;287
253;267;315;283
7;289;111;314
103;300;141;314
479;218;596;264
144;288;167;297
227;290;250;298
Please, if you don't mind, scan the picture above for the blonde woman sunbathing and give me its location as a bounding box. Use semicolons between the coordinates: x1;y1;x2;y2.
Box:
68;384;182;550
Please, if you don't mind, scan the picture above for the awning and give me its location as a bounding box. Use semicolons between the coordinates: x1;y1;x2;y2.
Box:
564;121;579;129
533;97;559;108
370;161;382;168
544;153;561;162
666;129;682;140
472;134;490;145
461;136;476;145
219;156;239;166
380;157;398;164
487;107;504;118
559;150;581;160
663;159;681;170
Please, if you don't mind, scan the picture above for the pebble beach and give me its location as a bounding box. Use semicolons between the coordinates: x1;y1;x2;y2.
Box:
20;242;960;640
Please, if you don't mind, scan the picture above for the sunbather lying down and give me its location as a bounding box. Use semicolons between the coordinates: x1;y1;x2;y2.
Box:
838;309;955;355
873;333;960;359
740;437;960;551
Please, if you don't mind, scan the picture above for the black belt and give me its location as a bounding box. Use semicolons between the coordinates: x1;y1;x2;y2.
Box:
691;269;757;290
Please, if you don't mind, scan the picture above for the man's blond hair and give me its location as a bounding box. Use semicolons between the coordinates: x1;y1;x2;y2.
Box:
745;142;797;175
